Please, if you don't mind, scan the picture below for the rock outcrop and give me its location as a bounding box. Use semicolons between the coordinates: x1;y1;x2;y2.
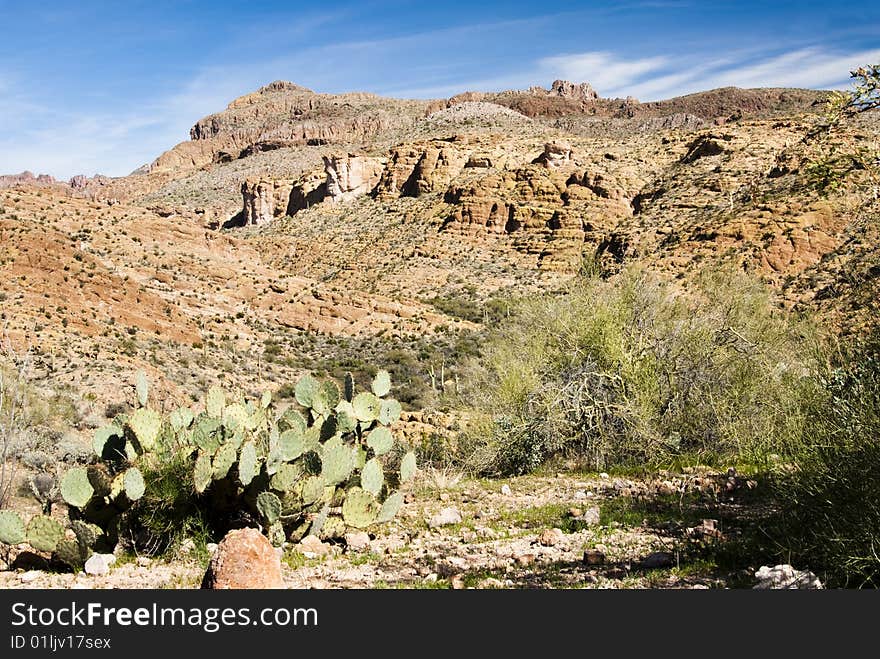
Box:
323;155;384;202
375;139;470;200
241;177;294;225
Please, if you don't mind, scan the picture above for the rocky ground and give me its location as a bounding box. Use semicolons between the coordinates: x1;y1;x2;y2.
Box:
0;467;769;589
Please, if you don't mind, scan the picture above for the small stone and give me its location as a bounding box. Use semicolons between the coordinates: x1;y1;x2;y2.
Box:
599;472;609;480
19;571;41;583
500;484;512;496
344;531;371;552
298;534;331;559
423;573;438;583
515;553;535;566
84;554;111;576
439;492;450;502
537;528;565;547
582;549;605;565
428;507;462;528
206;543;219;554
575;506;601;526
136;556;151;567
640;552;675;569
179;538;196;555
569;507;584;518
753;565;823;589
203;528;283;589
450;575;466;590
573;490;587;500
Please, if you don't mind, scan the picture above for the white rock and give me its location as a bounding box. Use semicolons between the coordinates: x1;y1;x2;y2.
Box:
428;507;463;528
206;543;219;555
500;484;512;496
19;571;41;583
753;565;823;589
84;554;111;576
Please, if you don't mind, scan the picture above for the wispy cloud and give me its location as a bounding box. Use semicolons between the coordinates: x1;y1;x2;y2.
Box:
539;51;669;93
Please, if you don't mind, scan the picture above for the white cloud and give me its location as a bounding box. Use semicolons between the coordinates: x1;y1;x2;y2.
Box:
538;51;669;94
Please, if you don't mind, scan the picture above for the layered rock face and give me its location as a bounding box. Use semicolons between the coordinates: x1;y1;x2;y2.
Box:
324;155;384;202
241;177;294;225
443;156;642;271
149;81;431;176
375;139;470;199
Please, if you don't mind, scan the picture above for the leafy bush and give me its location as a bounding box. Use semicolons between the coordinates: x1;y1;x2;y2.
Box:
463;265;819;475
771;331;880;586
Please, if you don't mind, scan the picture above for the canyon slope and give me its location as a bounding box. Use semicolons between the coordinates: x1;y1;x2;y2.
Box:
1;78;877;439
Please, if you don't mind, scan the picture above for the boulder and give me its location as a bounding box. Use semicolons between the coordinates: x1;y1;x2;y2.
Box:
753;565;823;589
202;528;283;589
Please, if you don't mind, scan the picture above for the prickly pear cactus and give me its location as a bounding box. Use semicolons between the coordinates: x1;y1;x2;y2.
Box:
341;488;379;528
123;467;146;501
0;510;26;545
60;467;94;509
256;491;282;525
26;515;65;552
127;408;161;453
371;370;392;397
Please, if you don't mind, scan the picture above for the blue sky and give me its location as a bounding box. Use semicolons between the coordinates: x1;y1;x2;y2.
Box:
1;1;878;179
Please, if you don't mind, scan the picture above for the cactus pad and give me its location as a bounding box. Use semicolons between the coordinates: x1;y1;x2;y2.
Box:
223;403;249;431
256;491;282;525
261;390;272;410
267;522;286;547
55;537;88;570
169;406;194;432
377;491;404;523
123;467;146;501
70;520;103;550
127;408;161;453
279;407;307;434
320;443;355;485
194;450;212;494
0;510;26;545
319;515;346;540
87;464;112;498
366;427;394;456
312;381;340;417
270;462;303;492
334;401;357;433
93;424;123;458
400;451;417;483
378;398;403;426
192;416;222;452
206;385;225;417
301;476;325;505
352;392;381;423
279;429;305;461
238;441;258;486
371;370;392;397
342;487;379;528
361;458;384;496
294;375;319;409
212;443;237;479
135;370;149;408
60;467;94;509
26;515;65;552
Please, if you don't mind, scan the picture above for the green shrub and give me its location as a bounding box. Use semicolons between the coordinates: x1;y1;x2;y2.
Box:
463;265;819;474
771;331;880;586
